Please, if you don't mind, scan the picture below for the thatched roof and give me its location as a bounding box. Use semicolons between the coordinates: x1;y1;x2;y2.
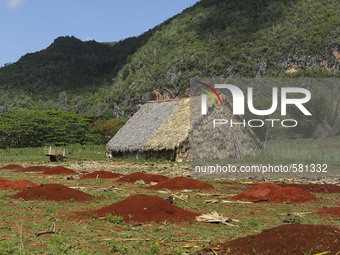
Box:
107;96;263;161
106;100;180;152
145;99;190;151
189;94;263;160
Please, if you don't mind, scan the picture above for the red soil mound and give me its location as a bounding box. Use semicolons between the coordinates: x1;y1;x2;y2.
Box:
11;184;93;201
232;183;279;201
278;183;340;193
42;166;76;175
0;177;37;191
147;177;214;191
0;180;37;191
116;172;169;184
318;207;340;218
0;164;24;170
204;224;340;255
20;166;50;172
232;183;317;203
77;194;199;223
80;171;122;179
267;187;317;203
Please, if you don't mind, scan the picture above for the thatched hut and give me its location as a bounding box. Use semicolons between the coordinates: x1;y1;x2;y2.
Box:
106;97;262;162
190;95;263;161
106;99;190;161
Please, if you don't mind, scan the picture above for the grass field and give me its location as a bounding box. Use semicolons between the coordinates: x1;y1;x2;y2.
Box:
1;137;339;166
0;144;108;164
0;138;338;254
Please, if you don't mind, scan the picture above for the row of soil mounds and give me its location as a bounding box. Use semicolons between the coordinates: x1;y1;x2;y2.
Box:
80;171;122;179
0;164;76;175
0;164;25;170
11;184;94;202
203;224;340;255
232;183;318;203
0;177;37;191
116;172;168;184
7;180;199;223
147;177;214;190
117;172;214;190
9;183;338;223
42;166;76;175
80;171;170;181
1;164;49;172
0;177;93;201
1;164;123;177
1;166;215;190
76;194;199;223
6;178;336;223
7;180;335;219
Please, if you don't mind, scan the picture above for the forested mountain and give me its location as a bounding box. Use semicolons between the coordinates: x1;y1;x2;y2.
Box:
0;0;339;117
0;34;152;115
1;36;146;93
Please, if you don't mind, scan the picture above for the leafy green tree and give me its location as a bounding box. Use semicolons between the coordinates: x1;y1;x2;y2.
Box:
0;110;126;148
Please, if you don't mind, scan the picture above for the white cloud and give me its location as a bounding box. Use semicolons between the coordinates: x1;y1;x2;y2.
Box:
6;0;26;10
84;36;95;41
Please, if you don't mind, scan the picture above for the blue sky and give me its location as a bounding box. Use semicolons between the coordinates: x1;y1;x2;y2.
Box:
0;0;200;67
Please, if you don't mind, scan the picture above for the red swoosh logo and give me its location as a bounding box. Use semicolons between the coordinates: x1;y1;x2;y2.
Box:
198;82;223;106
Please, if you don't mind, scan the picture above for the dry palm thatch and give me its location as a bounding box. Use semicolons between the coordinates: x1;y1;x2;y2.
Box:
190;94;263;161
145;99;190;151
106;100;180;153
107;96;263;162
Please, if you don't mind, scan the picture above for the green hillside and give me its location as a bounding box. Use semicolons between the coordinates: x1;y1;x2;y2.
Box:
0;35;152;115
0;0;339;117
105;0;339;110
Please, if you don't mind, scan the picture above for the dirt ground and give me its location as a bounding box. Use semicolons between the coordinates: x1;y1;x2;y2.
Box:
0;160;339;254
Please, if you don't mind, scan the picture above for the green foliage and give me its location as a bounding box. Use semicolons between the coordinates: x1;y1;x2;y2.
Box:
0;34;153;117
0;109;87;148
0;0;338;119
105;213;124;224
146;243;161;254
291;216;302;224
0;35;144;95
108;241;129;254
0;144;107;163
48;235;74;255
237;79;340;140
0;109;126;148
88;119;127;144
0;241;17;254
106;0;340;109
